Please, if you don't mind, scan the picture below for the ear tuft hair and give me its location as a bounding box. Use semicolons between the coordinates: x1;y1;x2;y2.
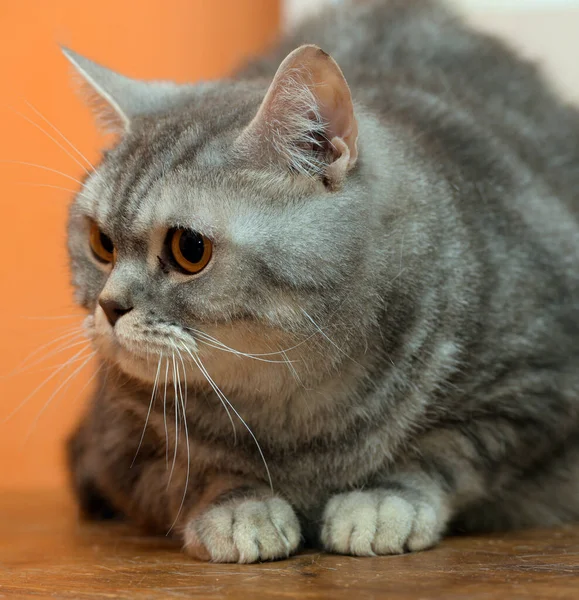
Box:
237;45;358;189
269;68;331;177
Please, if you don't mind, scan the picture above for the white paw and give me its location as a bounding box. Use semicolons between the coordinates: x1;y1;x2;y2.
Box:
183;496;301;563
321;489;444;556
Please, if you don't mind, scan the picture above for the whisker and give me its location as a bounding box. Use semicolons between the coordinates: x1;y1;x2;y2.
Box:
23;100;96;171
2;325;83;377
2;345;90;424
163;358;170;468
0;160;84;185
7;335;88;377
301;308;360;365
195;338;295;364
23;351;95;444
21;314;84;320
9;105;92;175
174;345;188;411
15;181;92;201
191;350;273;492
187;328;299;363
29;347;95;374
131;354;163;468
167;353;180;487
73;361;102;403
185;326;319;360
179;342;237;445
280;348;307;390
168;346;191;534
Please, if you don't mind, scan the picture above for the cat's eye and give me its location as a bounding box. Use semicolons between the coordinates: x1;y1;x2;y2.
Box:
170;228;213;274
89;221;115;264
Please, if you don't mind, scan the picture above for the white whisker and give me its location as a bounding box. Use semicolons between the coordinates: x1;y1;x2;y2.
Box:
131;354;163;468
168;347;191;535
167;353;180;487
23;100;96;171
187;348;273;492
301;308;360;365
0;160;84;185
16;181;92;201
3;325;84;377
9;336;89;377
163;358;170;468
186;328;299;363
280;348;307;390
73;362;101;403
22;314;83;320
179;342;237;445
185;326;319;360
9;105;92;175
2;345;90;424
23;351;96;444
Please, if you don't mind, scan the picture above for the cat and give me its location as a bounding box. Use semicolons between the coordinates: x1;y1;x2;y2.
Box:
65;0;579;563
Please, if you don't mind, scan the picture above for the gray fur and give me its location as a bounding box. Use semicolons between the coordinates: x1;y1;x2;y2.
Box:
66;0;579;562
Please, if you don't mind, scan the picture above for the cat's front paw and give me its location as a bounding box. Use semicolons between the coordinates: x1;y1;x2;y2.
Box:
321;489;446;556
183;496;301;563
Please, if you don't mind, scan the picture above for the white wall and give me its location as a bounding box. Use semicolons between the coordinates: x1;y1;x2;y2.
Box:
285;0;579;22
456;0;579;8
284;0;579;102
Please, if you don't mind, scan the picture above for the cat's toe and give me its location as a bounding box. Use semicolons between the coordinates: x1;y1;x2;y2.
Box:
183;496;300;563
321;489;444;556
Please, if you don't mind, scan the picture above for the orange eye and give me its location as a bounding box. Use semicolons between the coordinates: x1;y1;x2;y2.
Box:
170;228;213;274
89;221;115;264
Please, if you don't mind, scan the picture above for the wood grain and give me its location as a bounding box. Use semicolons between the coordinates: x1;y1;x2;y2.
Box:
1;491;578;599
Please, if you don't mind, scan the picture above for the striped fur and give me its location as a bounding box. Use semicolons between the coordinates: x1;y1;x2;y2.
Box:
66;0;579;562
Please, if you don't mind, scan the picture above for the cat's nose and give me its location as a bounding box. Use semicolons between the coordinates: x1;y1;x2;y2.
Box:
99;298;133;327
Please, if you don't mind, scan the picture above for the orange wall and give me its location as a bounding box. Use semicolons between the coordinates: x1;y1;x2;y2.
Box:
0;1;280;490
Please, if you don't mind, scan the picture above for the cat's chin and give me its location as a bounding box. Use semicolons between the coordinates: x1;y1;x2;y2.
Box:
90;329;167;386
112;350;165;385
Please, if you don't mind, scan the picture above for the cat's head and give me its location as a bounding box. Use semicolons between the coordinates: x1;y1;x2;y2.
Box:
65;45;383;394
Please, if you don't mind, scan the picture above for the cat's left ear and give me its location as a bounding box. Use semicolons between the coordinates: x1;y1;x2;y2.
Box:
237;45;358;190
62;47;185;132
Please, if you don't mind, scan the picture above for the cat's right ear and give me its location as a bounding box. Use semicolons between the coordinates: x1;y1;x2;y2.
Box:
62;47;183;132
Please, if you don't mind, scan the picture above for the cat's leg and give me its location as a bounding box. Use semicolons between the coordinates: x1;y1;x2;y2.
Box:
321;415;576;556
70;398;301;562
99;431;301;561
100;447;302;562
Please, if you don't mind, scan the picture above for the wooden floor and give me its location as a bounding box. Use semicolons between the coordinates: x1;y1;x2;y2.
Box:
1;491;579;599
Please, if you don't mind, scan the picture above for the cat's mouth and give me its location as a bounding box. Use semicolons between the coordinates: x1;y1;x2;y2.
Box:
87;304;303;390
87;308;201;381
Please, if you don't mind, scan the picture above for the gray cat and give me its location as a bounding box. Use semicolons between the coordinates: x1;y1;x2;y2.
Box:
65;0;579;563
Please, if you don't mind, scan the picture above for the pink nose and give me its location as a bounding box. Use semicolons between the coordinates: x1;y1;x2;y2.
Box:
98;298;133;327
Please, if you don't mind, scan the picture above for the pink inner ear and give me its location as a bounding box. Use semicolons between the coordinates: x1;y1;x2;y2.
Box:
241;45;358;173
308;60;355;142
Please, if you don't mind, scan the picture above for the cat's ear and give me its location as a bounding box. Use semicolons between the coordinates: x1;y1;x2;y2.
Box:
62;47;184;132
237;44;358;189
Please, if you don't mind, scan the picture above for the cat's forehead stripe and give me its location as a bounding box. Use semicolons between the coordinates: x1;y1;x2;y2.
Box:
96;124;237;231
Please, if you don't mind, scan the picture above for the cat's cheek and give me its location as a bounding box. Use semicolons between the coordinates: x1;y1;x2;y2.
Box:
99;343;161;384
119;356;163;384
